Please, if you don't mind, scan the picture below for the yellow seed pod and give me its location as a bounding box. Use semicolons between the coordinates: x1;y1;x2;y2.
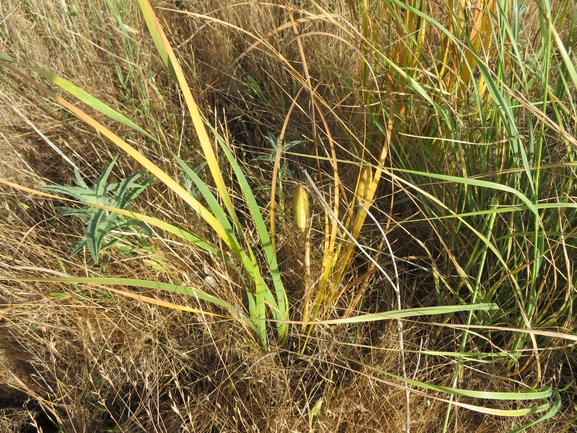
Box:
357;166;373;204
292;185;309;233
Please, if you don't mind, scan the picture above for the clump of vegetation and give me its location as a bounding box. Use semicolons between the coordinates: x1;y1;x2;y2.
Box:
0;0;576;432
39;156;154;264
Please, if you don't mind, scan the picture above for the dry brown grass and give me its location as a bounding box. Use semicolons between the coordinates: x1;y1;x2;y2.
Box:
1;0;576;432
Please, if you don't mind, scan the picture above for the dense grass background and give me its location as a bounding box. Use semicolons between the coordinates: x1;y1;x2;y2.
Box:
1;0;576;431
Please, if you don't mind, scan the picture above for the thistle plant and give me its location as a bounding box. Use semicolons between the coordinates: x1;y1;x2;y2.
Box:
39;157;153;264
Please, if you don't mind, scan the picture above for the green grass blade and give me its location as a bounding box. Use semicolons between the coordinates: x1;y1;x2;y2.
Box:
0;59;160;145
214;130;289;343
169;151;236;235
389;167;541;221
2;276;251;327
318;303;498;325
507;389;562;432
